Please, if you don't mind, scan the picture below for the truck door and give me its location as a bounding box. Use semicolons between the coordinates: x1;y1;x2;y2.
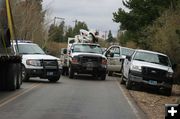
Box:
105;46;122;72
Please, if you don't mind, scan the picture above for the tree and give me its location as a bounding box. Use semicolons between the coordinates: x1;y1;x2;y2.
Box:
73;21;88;36
113;0;179;47
11;0;45;45
107;30;114;43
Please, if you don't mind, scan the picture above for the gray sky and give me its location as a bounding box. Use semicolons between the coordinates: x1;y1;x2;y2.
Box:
43;0;128;36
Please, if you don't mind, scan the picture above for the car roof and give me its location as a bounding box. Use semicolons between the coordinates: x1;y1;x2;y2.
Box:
135;49;167;56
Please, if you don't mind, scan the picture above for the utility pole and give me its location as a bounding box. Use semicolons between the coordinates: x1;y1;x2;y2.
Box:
72;19;78;26
54;17;65;25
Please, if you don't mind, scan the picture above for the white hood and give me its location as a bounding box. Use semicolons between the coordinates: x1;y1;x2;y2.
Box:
22;54;59;60
71;52;106;59
132;60;173;73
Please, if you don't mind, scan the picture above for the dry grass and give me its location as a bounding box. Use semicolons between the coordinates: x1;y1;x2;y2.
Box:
46;42;67;57
129;85;180;119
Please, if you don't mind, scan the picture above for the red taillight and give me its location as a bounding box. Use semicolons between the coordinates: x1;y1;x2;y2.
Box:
102;59;107;65
72;58;78;64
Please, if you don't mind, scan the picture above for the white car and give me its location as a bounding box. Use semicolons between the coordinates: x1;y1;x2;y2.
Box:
121;49;174;96
13;41;62;82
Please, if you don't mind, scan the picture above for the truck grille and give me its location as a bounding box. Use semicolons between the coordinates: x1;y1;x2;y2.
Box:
142;67;167;80
80;56;100;64
41;60;58;69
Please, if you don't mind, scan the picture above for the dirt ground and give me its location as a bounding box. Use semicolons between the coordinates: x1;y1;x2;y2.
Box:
128;85;180;119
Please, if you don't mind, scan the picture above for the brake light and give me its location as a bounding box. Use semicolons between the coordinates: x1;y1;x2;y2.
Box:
102;59;107;65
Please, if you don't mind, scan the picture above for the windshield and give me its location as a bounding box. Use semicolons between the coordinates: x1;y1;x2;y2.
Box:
72;44;103;54
16;44;45;55
133;51;171;66
121;47;134;56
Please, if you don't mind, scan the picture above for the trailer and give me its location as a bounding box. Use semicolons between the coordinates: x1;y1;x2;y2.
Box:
0;0;22;90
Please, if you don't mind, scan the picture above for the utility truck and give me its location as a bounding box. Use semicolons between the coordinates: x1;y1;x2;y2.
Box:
0;0;22;90
60;29;107;80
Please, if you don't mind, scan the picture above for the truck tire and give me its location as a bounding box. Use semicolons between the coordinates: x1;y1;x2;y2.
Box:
120;75;125;84
22;65;29;82
48;75;60;82
69;66;74;79
16;64;22;89
162;87;172;96
120;69;125;84
126;74;132;90
108;71;113;76
100;74;106;80
7;64;18;91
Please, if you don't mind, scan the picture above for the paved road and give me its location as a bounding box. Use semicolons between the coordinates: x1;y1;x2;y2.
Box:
0;75;140;119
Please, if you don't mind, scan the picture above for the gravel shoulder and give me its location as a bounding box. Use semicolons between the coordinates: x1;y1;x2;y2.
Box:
127;85;180;119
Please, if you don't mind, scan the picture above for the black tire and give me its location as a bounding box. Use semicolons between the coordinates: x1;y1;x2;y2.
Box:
100;74;106;80
108;71;113;76
16;64;22;89
69;66;74;79
22;65;29;82
120;75;125;84
7;64;18;91
162;87;172;96
48;76;60;82
126;74;132;90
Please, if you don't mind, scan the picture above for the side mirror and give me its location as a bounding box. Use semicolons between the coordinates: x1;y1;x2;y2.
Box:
126;55;131;61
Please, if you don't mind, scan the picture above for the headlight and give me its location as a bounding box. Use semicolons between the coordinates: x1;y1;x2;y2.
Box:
26;59;41;66
131;65;142;72
166;72;173;78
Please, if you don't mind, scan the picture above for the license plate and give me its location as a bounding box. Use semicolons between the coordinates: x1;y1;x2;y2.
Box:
148;80;157;85
47;72;54;76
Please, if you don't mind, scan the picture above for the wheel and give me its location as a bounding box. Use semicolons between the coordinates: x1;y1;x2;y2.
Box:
22;65;29;82
120;75;125;84
16;64;22;89
126;74;132;90
120;69;125;84
162;87;172;96
48;76;60;82
7;64;18;91
100;74;106;80
69;66;74;79
108;71;113;76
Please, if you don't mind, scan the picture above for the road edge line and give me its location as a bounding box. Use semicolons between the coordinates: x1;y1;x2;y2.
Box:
115;79;147;119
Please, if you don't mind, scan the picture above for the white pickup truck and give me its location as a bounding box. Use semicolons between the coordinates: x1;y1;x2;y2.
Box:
121;49;175;96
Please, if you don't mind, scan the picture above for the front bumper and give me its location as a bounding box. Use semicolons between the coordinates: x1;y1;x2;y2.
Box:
129;71;173;88
71;63;107;75
26;68;61;78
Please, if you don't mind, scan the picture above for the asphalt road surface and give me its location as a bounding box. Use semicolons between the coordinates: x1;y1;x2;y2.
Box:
0;75;142;119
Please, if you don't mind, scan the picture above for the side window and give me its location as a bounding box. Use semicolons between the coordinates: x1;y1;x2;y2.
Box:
113;47;120;57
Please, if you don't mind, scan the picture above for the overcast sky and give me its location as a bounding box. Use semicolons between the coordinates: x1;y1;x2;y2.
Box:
42;0;128;36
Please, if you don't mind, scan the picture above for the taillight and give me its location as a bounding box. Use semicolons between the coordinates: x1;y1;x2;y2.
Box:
102;59;107;65
71;57;78;64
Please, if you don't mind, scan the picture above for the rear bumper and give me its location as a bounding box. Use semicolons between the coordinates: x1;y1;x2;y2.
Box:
129;71;173;88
